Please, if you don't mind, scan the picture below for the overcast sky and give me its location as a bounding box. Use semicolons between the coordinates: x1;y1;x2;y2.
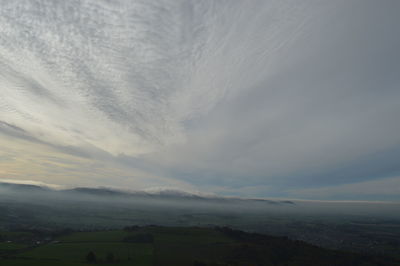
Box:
0;0;399;200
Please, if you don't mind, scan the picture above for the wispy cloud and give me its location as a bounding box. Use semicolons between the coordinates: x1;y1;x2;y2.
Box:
287;176;400;200
0;1;317;156
0;0;399;199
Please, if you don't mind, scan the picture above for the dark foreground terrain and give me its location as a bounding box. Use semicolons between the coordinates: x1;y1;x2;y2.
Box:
1;226;398;266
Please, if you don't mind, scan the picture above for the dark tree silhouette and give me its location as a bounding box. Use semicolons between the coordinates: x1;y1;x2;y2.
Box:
106;252;115;263
86;251;97;263
193;260;206;266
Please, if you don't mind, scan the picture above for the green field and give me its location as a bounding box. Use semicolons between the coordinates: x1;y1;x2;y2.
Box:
1;230;154;266
18;242;152;263
0;226;397;266
58;230;129;242
0;243;28;251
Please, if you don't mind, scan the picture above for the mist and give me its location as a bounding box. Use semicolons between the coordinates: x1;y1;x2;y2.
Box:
1;182;399;229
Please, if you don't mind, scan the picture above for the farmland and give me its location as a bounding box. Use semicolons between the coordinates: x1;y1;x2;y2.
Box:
1;226;398;266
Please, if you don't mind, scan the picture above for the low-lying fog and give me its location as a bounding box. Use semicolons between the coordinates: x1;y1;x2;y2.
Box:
2;181;400;254
1;181;399;222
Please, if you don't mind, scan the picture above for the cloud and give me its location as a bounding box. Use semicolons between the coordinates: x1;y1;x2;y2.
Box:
0;0;322;156
286;176;400;200
0;0;399;199
0;178;61;189
142;0;400;191
0;132;193;191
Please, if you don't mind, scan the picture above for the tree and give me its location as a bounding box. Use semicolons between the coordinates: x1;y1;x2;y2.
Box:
193;260;207;266
86;251;97;263
106;252;115;263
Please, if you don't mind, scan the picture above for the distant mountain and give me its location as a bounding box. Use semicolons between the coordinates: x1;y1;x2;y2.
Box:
0;181;49;192
0;181;294;204
64;187;132;197
62;187;219;202
62;186;295;204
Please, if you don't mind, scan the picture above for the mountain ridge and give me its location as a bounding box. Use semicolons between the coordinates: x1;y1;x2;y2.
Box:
0;181;294;204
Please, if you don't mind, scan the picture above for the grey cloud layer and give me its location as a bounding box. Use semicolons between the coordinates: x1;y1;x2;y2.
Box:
0;0;399;199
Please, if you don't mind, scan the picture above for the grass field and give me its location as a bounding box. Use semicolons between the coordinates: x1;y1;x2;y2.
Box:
1;230;154;266
58;230;129;242
0;226;398;266
0;259;90;266
0;243;28;251
0;227;235;265
18;242;152;263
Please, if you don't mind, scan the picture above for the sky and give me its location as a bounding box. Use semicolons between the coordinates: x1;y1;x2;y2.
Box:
0;0;399;201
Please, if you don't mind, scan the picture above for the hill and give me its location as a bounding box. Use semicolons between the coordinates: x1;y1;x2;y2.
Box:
1;226;397;266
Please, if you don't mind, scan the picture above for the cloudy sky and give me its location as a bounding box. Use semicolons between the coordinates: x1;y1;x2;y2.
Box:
0;0;399;200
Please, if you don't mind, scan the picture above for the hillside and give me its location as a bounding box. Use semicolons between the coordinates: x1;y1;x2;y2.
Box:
1;226;398;266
